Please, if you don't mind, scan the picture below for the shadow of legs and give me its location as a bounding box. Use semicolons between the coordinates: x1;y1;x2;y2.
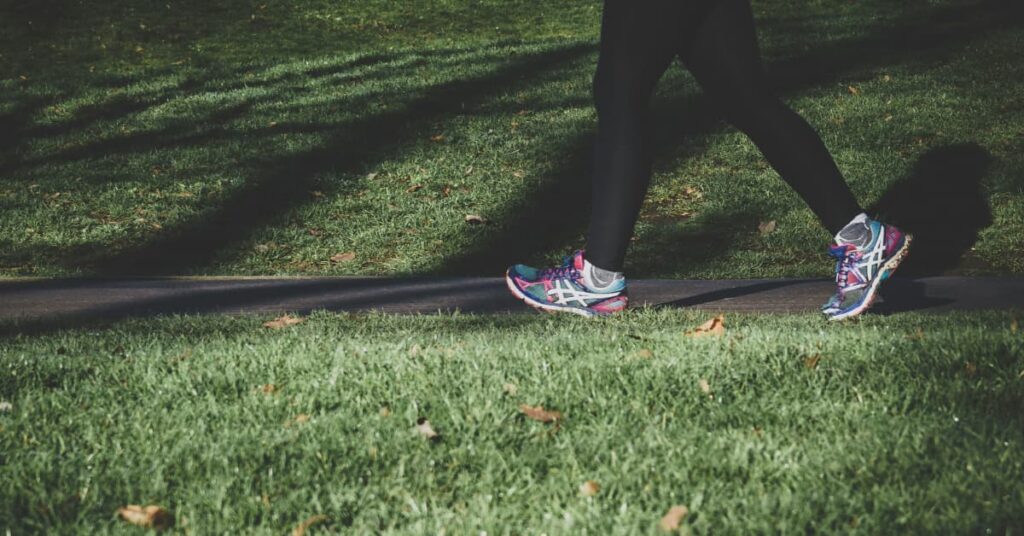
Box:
871;143;994;276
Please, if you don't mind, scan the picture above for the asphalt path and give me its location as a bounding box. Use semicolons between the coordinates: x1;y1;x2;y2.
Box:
0;277;1020;324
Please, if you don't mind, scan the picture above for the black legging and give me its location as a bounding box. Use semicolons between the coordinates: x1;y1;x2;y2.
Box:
586;0;863;271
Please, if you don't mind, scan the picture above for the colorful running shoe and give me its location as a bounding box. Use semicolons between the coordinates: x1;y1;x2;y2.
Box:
505;250;628;317
824;220;912;321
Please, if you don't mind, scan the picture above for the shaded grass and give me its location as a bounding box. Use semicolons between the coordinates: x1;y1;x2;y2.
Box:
1;309;1022;533
0;0;1022;278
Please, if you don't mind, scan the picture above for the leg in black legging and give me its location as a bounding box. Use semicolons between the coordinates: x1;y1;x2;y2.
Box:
585;0;864;273
680;0;862;236
584;1;687;272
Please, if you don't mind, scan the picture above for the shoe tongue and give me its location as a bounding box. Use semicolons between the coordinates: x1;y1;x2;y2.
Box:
573;251;586;271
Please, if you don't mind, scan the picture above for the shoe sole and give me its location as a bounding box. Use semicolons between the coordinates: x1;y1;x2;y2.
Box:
828;234;913;321
504;269;604;318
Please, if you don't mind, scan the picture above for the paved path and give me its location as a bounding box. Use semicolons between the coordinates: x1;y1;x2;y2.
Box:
0;277;1020;322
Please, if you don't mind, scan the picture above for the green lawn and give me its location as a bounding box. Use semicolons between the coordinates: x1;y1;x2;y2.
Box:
3;1;1024;533
1;310;1022;533
1;0;1022;278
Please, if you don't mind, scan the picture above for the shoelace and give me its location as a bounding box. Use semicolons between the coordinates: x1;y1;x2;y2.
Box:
830;247;860;291
539;255;580;281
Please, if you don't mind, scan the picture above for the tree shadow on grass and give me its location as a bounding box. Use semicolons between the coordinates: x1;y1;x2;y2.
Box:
60;43;594;275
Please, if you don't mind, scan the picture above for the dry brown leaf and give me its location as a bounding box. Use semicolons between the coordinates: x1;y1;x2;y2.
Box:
263;315;304;329
415;417;439;439
905;327;925;340
964;361;978;378
698;378;714;400
681;186;702;199
758;220;777;234
686;315;725;337
502;383;518;396
634;348;654;360
848;85;861;96
804;354;822;369
292;514;328;536
117;505;174;531
379;406;391;417
430;134;446;142
464;214;487;225
259;384;278;395
366;172;378;180
406;184;423;193
1011;320;1018;333
520;404;562;423
659;505;689;532
330;251;356;263
579;480;600;497
292;414;310;425
307;228;323;237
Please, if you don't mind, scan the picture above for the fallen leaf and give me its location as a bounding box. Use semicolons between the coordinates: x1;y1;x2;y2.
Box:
848;85;861;96
0;401;11;412
464;214;487;225
330;251;356;263
579;480;600;497
415;417;439;439
292;514;328;536
366;172;378;180
804;354;822;369
430;134;445;142
406;184;423;193
502;383;518;396
520;404;562;423
512;170;525;179
752;426;764;438
259;384;278;395
634;348;654;360
379;407;391;417
758;220;777;234
698;378;714;399
681;186;702;199
263;315;304;329
307;228;323;237
1011;320;1018;333
882;74;892;82
117;505;174;531
686;315;725;337
290;414;310;425
659;505;688;532
964;361;977;378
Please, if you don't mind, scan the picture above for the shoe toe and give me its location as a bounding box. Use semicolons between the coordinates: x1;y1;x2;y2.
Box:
508;263;540;280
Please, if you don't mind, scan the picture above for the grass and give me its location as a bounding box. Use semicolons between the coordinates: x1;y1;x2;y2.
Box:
1;309;1022;533
0;0;1022;278
2;2;1023;533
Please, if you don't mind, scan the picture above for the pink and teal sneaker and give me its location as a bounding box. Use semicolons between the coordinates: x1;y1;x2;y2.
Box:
505;250;628;317
825;220;912;321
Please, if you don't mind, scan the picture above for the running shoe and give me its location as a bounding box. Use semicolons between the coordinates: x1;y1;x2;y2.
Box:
505;250;628;317
825;220;912;321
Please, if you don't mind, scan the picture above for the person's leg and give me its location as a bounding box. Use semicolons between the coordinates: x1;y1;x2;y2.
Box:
583;0;684;272
679;0;862;236
679;0;911;320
